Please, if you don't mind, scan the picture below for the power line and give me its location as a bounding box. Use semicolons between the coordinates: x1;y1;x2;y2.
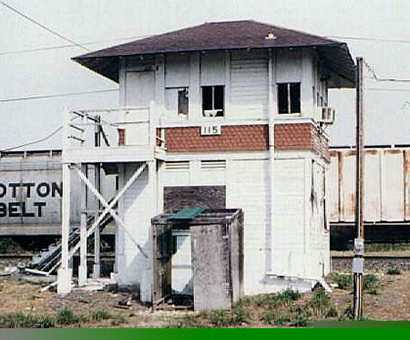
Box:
364;61;410;83
0;125;63;152
0;1;90;51
367;87;410;92
0;89;118;103
0;34;152;56
328;35;410;44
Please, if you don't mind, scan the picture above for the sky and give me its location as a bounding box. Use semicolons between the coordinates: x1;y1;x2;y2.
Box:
1;0;410;150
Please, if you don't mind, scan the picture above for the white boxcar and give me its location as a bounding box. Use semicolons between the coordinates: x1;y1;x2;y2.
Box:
328;147;410;223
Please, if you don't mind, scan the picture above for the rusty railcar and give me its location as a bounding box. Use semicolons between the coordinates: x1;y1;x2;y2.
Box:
328;146;410;223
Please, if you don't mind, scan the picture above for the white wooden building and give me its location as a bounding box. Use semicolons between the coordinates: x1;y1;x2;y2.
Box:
57;20;355;299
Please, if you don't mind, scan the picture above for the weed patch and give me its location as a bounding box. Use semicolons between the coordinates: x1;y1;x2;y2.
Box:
386;267;401;275
0;313;56;328
55;308;82;325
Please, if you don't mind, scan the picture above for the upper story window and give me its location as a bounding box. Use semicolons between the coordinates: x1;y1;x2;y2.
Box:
202;85;224;117
165;87;189;118
277;82;301;114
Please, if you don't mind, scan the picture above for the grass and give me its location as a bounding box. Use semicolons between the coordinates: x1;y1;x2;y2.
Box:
308;289;337;319
172;288;337;328
0;238;22;254
0;308;122;328
386;267;401;275
55;308;82;325
239;288;302;308
89;310;113;322
329;273;381;294
329;273;352;289
0;313;56;328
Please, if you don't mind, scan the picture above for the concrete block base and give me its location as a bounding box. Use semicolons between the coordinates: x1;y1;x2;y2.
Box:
57;268;73;295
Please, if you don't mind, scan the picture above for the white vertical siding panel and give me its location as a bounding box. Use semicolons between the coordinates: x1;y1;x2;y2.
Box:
117;165;153;287
341;152;355;222
364;151;381;222
230;51;268;119
381;150;404;221
327;152;340;222
165;54;190;87
271;159;305;278
226;159;270;294
200;53;225;86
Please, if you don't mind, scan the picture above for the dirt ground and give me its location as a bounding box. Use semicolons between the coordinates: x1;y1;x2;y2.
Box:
0;270;408;327
331;270;410;320
0;277;182;327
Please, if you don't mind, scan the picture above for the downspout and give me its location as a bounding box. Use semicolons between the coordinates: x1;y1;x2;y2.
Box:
267;49;275;274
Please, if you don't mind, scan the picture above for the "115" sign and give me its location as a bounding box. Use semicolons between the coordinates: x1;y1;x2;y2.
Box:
201;124;222;136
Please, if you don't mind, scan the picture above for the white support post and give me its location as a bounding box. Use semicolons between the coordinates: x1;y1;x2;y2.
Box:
78;163;88;286
57;162;73;294
93;163;101;279
267;49;275;273
149;100;157;154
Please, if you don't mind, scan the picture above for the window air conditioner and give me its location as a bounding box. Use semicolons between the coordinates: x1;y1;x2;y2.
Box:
319;107;335;124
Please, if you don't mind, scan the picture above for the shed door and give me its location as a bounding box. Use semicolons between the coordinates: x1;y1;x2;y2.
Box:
171;231;193;295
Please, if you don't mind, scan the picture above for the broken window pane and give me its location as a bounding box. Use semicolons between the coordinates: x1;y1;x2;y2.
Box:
178;88;189;116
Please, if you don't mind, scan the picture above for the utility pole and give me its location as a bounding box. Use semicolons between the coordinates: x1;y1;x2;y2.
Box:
353;57;365;320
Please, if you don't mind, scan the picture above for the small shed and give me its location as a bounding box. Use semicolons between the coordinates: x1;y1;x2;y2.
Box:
151;208;244;311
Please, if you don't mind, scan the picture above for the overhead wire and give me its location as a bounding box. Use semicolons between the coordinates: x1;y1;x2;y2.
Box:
0;1;90;51
0;34;152;56
0;89;119;103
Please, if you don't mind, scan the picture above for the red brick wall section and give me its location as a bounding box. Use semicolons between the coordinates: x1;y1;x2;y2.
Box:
274;123;312;150
165;125;269;152
164;123;329;161
312;126;330;162
275;123;330;162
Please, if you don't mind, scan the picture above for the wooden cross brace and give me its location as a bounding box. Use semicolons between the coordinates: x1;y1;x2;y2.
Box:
70;162;148;259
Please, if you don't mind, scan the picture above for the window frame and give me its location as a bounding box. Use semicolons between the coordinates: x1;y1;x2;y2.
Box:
277;82;301;115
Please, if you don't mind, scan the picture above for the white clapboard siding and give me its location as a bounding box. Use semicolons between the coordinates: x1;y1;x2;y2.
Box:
230;52;269;119
271;159;305;278
116;164;153;291
226;159;270;294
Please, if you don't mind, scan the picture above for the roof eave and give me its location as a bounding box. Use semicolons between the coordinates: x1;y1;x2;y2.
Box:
72;43;356;88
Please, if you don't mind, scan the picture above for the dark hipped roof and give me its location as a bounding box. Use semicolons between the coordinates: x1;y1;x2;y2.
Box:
73;20;355;87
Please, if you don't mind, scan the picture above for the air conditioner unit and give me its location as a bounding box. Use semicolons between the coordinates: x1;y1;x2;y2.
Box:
319;107;335;124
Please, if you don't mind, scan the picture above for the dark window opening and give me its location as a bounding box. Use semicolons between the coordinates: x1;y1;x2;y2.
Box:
290;83;301;113
178;88;189;116
277;82;301;114
202;86;224;117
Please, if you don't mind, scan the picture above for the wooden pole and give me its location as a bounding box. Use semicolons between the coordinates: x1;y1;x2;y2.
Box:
353;56;365;320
